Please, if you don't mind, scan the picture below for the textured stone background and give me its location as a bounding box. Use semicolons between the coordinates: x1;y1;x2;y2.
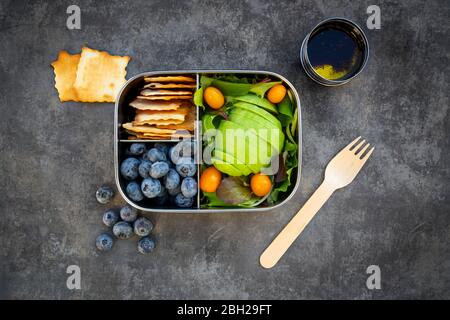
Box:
0;0;449;299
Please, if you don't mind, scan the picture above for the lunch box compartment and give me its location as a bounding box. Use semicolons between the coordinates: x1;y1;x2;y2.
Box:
115;70;302;213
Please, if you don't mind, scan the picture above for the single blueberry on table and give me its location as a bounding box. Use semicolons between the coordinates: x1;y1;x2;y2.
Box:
120;157;141;180
112;221;133;239
147;148;166;162
141;178;162;198
138;237;156;254
175;157;196;177
95;186;114;204
138;160;152;179
129;143;146;156
120;205;138;222
150;161;170;179
102;209;119;227
133;217;154;237
181;177;198;198
174;193;194;208
126;181;144;202
96;233;114;251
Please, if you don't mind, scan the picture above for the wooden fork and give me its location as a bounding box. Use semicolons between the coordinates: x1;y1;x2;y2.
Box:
260;137;374;269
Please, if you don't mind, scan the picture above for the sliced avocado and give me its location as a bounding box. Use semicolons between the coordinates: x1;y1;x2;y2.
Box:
211;157;242;176
228;109;284;152
213;150;253;176
216;121;273;173
232;95;278;114
233;101;282;129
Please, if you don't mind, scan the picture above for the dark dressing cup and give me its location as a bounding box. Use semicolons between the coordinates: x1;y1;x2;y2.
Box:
300;18;369;86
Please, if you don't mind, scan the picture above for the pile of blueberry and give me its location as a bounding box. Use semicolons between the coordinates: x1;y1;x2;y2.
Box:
95;186;156;254
121;141;198;208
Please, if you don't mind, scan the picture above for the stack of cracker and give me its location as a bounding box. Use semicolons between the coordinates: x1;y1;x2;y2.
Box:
51;47;130;103
123;75;196;140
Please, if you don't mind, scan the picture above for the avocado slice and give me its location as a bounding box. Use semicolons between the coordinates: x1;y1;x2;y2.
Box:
232;101;282;129
229;109;284;152
211;154;243;176
232;95;278;114
213;150;253;176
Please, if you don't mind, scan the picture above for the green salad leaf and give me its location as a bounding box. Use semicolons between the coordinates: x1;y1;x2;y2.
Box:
277;96;293;127
194;87;205;110
248;81;282;98
200;76;281;97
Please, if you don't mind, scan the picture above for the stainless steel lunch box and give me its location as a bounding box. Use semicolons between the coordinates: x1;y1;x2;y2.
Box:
114;70;302;213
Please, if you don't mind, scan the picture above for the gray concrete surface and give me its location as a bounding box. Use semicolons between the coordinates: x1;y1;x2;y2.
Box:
0;0;449;299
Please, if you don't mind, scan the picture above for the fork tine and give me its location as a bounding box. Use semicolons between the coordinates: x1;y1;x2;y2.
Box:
356;143;370;156
360;147;374;164
352;139;366;152
346;136;362;150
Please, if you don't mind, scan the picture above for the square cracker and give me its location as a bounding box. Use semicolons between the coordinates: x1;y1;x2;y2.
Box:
51;51;80;102
73;47;130;102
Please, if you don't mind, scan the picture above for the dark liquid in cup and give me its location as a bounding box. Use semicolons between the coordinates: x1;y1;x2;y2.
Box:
307;24;365;81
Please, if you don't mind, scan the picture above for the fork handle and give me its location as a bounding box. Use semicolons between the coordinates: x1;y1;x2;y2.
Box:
260;182;335;268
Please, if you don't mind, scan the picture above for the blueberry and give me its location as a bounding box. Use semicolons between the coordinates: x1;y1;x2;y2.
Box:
181;177;198;198
141;178;162;198
102;209;119;227
112;221;133;239
126;181;144;202
167;185;181;196
120;158;141;180
154;143;169;156
95;186;114;204
174;193;194;208
175;157;196;177
129;143;146;156
138;237;156;254
164;169;180;190
138;160;152;178
147;148;166;162
133;217;154;237
120;205;138;222
170;141;194;164
96;233;114;251
150;161;170;179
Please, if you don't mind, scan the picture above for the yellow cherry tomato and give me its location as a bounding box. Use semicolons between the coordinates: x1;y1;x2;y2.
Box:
200;166;222;193
203;86;225;109
250;173;272;197
267;84;287;104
